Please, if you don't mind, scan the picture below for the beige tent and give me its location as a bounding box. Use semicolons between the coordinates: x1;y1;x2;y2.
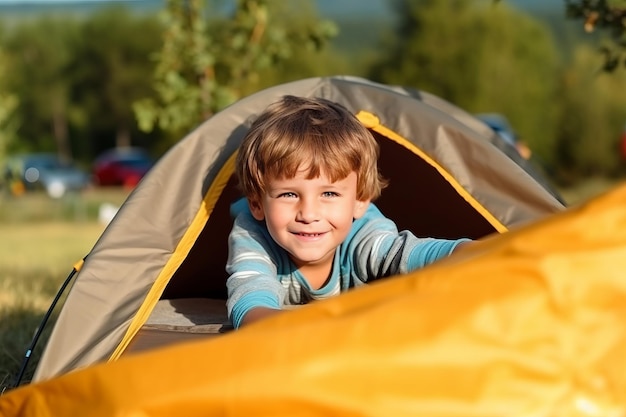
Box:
23;75;564;384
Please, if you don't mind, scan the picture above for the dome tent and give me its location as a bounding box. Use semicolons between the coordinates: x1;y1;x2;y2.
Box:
16;76;564;386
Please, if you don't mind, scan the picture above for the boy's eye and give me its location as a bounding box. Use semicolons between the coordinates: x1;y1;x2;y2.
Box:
322;191;338;198
278;192;297;198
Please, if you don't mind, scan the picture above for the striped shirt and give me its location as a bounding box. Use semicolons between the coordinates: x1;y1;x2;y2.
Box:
226;198;469;328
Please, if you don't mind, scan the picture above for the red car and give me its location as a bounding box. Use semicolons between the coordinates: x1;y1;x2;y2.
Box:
92;148;154;187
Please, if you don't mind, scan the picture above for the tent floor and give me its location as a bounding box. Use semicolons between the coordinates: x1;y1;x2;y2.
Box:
124;298;233;355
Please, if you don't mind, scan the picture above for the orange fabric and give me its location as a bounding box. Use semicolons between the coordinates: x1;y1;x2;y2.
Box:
2;183;626;417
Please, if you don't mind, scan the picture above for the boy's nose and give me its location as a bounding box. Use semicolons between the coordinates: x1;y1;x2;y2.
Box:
296;198;320;223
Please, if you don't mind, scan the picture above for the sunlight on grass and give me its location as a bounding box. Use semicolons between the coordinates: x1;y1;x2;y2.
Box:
0;222;104;273
558;177;625;206
0;221;105;389
0;275;55;313
0;222;104;315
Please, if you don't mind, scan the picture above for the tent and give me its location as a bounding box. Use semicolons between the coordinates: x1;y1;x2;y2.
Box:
18;76;565;385
2;178;625;416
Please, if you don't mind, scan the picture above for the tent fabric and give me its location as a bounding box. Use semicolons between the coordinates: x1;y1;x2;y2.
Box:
31;76;565;383
1;182;625;417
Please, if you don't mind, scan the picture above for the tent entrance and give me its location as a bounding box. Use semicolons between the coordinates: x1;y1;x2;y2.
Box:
125;298;231;355
121;125;502;355
162;128;500;302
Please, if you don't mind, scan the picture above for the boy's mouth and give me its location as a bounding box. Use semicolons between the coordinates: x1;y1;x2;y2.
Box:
293;232;325;237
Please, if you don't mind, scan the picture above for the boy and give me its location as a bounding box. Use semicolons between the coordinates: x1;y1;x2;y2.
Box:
226;95;472;328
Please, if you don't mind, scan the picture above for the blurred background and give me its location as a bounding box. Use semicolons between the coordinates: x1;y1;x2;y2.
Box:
1;0;626;389
1;0;626;201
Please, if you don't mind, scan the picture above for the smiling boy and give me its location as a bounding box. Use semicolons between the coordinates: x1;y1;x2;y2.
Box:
226;95;472;328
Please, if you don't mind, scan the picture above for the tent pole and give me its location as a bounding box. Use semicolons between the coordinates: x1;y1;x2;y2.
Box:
4;259;84;393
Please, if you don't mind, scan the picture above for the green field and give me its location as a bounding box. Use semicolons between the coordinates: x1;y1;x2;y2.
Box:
0;188;129;391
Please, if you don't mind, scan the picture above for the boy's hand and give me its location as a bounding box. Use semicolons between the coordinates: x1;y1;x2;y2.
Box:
241;307;283;327
452;240;475;253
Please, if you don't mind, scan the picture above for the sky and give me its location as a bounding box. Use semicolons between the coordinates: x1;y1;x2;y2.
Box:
0;0;111;3
0;0;135;2
0;0;562;9
0;0;568;24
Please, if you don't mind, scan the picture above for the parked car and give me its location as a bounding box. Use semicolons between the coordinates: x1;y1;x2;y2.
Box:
475;113;518;146
92;147;154;187
3;153;90;198
475;113;532;160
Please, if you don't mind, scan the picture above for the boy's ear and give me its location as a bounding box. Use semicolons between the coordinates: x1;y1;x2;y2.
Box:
353;199;370;219
248;199;265;221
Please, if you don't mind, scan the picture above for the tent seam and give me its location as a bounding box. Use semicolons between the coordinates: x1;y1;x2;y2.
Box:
108;152;238;362
356;110;508;234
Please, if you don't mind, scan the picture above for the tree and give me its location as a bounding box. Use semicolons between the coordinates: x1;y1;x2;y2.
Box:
554;45;626;182
133;0;337;141
0;45;18;171
565;0;626;71
496;1;626;70
2;9;167;162
68;6;163;153
4;17;79;160
369;0;560;165
210;1;343;96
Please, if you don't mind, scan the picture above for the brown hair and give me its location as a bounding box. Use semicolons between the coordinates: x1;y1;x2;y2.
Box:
236;95;387;202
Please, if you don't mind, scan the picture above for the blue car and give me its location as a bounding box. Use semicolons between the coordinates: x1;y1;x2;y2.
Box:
4;153;90;198
475;113;518;147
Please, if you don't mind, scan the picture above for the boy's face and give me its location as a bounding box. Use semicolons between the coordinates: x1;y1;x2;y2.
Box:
249;168;369;272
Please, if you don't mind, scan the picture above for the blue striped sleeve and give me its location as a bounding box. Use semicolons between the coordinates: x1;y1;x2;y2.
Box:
407;238;471;270
230;290;281;329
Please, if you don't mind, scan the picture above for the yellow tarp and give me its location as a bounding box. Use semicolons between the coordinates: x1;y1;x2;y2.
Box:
2;183;626;417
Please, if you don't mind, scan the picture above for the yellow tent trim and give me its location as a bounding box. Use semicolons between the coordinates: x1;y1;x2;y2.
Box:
109;152;238;362
73;258;84;272
356;110;508;234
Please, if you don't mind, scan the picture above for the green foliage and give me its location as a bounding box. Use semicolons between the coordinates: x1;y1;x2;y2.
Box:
1;0;625;185
1;7;164;163
554;45;626;183
133;0;217;139
133;0;338;140
212;1;340;95
466;6;561;165
227;2;349;93
370;0;481;102
369;0;560;165
565;0;626;71
0;46;19;170
68;6;163;152
3;17;80;158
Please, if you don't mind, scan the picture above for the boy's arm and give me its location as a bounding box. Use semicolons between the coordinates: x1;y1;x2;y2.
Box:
451;239;475;253
240;307;283;326
349;207;473;277
226;212;286;329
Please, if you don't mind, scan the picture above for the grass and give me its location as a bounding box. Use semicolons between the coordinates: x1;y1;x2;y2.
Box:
0;187;128;392
0;222;106;391
0;187;130;224
557;176;624;207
